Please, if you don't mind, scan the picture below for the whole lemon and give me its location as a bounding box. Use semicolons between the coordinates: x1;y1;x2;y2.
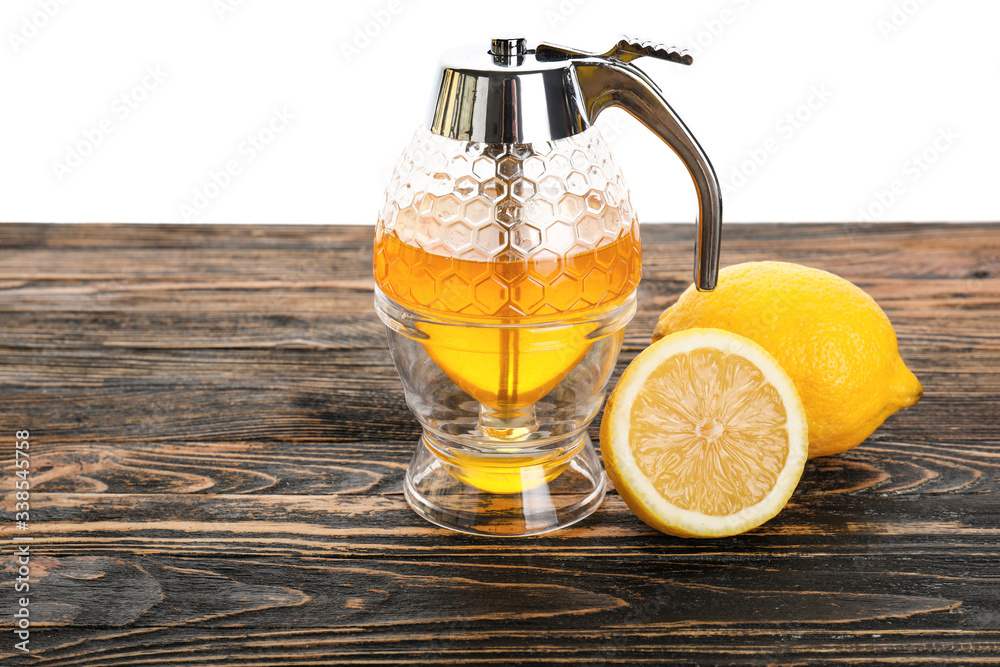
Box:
653;261;922;458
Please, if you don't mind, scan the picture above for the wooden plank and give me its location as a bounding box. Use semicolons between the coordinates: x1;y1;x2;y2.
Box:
0;548;992;663
0;552;977;633
7;627;1000;666
5;485;1000;555
0;275;996;343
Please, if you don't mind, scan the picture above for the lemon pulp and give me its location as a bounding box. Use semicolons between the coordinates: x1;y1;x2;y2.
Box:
629;348;790;516
601;328;809;538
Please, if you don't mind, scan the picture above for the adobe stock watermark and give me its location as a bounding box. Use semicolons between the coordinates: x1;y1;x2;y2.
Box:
178;106;295;221
544;0;590;29
854;126;958;224
684;0;755;59
232;244;339;339
927;254;997;330
595;112;632;145
11;430;33;653
721;84;834;197
877;0;930;40
7;0;71;54
51;65;168;183
213;0;247;20
340;0;407;63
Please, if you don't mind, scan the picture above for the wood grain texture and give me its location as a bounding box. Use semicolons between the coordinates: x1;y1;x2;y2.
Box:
0;222;998;665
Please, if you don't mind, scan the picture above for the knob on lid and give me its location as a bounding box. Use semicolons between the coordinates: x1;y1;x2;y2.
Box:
490;36;527;64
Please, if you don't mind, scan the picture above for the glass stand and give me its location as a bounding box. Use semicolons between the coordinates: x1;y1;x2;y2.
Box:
403;431;606;537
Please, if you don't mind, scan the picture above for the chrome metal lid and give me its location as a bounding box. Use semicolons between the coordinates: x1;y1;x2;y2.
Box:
428;36;693;145
425;36;723;291
428;37;584;144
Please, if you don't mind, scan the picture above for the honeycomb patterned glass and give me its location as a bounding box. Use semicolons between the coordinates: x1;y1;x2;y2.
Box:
374;126;641;319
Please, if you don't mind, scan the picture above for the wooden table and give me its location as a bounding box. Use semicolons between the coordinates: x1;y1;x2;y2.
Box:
1;222;998;665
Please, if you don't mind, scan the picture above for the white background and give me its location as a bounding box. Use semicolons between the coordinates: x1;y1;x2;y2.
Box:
1;0;997;225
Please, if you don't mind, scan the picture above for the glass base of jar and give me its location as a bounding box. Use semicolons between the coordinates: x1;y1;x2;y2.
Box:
403;431;606;537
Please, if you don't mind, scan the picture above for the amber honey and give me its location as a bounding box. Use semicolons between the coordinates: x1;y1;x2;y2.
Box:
374;225;641;413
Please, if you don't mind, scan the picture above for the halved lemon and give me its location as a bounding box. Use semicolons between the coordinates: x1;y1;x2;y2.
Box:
601;328;809;538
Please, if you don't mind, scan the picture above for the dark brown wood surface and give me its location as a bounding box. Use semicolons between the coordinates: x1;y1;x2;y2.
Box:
0;222;998;665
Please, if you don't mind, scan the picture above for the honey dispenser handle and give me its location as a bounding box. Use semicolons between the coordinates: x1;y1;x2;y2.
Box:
539;37;722;291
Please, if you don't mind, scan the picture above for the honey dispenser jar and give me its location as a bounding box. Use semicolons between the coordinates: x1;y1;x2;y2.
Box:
374;37;722;536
